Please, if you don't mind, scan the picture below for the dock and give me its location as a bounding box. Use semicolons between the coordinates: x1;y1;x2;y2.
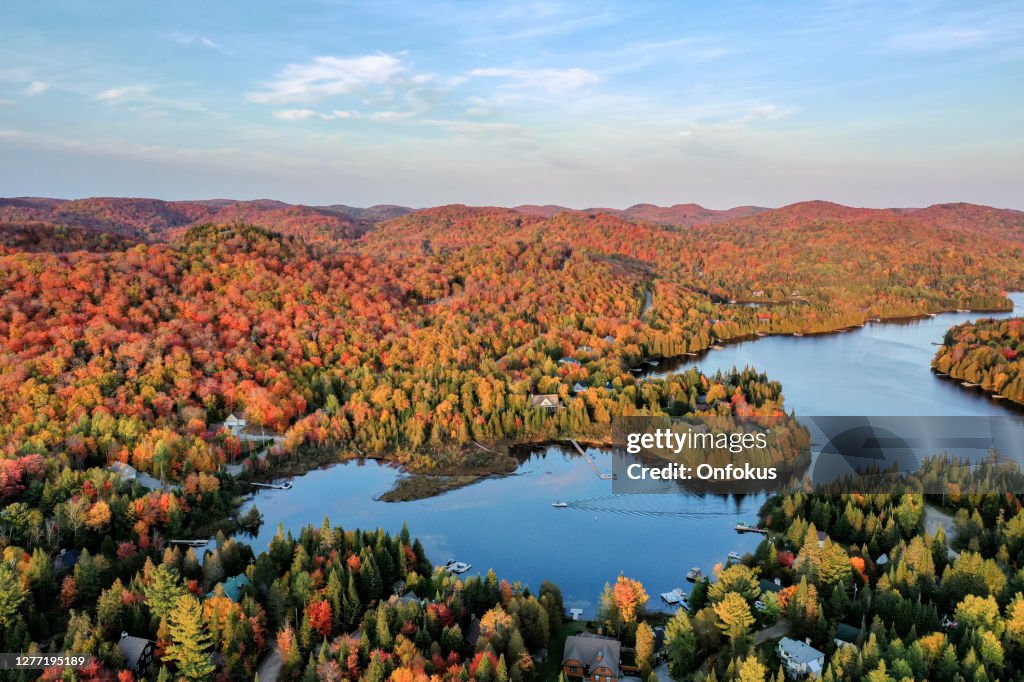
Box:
169;538;213;547
660;588;688;605
735;523;768;534
567;440;615;480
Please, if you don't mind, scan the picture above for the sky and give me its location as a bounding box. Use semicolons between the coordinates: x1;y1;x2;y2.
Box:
1;0;1022;209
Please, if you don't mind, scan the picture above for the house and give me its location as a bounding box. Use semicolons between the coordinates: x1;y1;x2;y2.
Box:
54;548;81;573
207;573;252;602
388;591;420;608
223;412;247;435
464;616;481;647
777;637;825;678
572;382;589;393
816;531;828;548
118;632;155;675
759;579;782;595
558;357;582;367
834;623;862;648
107;461;138;482
108;461;165;490
603;335;616;344
875;553;889;566
530;394;562;411
562;633;621;682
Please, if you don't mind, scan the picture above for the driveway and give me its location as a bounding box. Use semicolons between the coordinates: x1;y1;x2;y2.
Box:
753;618;791;645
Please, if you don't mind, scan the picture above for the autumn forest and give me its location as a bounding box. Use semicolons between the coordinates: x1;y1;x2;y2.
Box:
2;195;1024;681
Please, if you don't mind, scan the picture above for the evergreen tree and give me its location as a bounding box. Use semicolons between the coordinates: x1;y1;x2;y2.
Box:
164;594;216;681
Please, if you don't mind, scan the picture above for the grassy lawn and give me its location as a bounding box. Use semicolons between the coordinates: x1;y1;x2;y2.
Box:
535;619;588;679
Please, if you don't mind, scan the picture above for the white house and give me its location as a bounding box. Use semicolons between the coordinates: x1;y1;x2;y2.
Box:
223;412;247;436
778;637;825;678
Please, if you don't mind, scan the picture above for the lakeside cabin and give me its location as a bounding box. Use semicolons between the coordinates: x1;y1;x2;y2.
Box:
562;633;622;682
207;573;252;602
530;394;562;411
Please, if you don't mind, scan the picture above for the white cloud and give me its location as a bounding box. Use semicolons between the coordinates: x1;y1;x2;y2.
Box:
888;27;993;52
97;85;148;102
273;108;417;122
251;54;409;104
274;108;320;120
469;67;600;92
26;81;49;95
167;32;233;55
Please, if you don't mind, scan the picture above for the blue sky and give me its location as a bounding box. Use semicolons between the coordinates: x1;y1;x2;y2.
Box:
1;0;1022;208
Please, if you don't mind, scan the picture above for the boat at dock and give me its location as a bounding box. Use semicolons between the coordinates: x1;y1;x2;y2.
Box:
735;522;767;534
685;567;702;582
961;381;978;388
444;560;472;574
728;551;742;561
660;588;688;605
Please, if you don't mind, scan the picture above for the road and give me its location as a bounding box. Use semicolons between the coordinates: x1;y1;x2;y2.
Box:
256;642;281;682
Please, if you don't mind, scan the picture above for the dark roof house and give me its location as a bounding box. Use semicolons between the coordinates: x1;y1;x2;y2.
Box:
118;632;155;675
562;633;621;681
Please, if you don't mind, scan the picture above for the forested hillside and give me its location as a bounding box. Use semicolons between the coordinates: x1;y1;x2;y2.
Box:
1;199;1023;482
932;317;1024;405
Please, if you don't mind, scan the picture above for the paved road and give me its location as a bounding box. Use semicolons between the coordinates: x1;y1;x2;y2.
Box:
753;618;791;645
256;642;281;682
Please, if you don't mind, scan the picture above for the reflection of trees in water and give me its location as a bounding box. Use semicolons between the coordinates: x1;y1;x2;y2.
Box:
555;491;754;518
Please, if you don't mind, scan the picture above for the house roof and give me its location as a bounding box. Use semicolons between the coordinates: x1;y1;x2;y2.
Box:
778;637;824;664
759;579;782;593
226;412;246;421
388;591;420;608
54;548;81;571
530;394;561;408
208;573;251;602
562;633;621;673
118;633;152;669
465;616;481;646
107;461;138;479
835;623;861;644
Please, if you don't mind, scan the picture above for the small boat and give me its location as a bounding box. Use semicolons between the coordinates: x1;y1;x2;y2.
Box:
961;382;978;388
686;567;702;582
957;309;970;313
992;395;1004;400
792;332;803;337
710;344;724;350
728;551;742;561
444;560;472;575
552;502;568;508
735;521;752;531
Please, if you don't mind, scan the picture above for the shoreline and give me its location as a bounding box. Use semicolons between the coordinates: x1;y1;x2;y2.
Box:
244;295;1023;493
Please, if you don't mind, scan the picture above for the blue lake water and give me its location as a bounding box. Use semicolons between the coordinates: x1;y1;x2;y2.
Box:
244;293;1024;616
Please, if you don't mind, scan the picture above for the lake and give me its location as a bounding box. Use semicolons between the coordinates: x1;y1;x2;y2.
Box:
243;293;1024;616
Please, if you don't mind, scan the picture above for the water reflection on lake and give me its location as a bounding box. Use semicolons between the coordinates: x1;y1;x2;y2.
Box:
245;293;1023;615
